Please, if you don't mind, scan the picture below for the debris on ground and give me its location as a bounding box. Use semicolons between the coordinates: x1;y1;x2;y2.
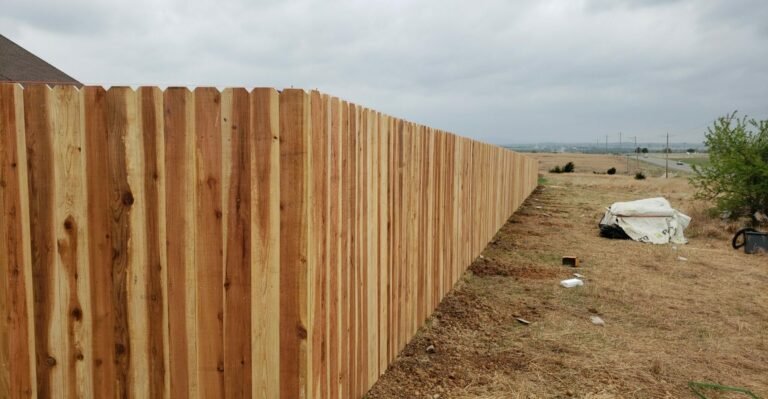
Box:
560;278;584;288
573;273;585;278
590;316;605;326
515;317;531;325
732;228;768;254
599;197;691;244
677;256;688;261
425;345;436;354
562;256;579;267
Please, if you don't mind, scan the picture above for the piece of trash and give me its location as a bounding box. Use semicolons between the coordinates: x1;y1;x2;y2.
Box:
560;278;584;288
573;273;584;278
562;256;579;267
677;256;688;261
598;197;691;244
535;206;543;209
478;255;484;260
515;317;531;325
590;316;605;326
732;228;768;254
425;344;436;354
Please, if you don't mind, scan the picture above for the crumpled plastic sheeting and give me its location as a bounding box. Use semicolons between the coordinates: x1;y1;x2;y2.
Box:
599;197;691;244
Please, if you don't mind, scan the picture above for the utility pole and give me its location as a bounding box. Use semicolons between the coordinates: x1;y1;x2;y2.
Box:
665;132;669;179
635;136;639;171
605;135;608;154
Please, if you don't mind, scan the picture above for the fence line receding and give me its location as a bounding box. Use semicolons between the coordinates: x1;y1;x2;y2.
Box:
0;83;538;399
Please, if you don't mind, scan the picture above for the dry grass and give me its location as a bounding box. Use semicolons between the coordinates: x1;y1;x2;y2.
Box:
531;153;671;177
367;154;768;399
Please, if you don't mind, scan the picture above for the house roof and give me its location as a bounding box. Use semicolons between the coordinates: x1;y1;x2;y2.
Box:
0;34;81;86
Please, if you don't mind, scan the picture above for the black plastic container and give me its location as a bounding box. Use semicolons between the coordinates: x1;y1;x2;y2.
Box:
732;228;768;254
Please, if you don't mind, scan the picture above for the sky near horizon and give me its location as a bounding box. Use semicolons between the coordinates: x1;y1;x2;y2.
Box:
2;0;767;144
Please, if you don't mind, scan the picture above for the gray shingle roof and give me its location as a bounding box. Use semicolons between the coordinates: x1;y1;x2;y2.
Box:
0;34;81;86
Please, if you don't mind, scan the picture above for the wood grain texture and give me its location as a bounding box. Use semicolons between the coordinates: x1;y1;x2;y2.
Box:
308;90;327;399
163;87;196;399
328;96;341;399
221;88;252;399
279;89;310;399
1;84;539;399
194;87;225;399
0;83;36;398
138;86;169;399
250;88;280;399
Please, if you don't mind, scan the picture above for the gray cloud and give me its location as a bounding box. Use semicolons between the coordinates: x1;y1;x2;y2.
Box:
2;0;767;144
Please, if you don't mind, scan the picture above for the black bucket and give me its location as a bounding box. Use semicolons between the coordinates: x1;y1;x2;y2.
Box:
732;228;768;254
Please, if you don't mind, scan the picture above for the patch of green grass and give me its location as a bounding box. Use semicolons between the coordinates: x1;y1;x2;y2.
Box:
538;175;549;185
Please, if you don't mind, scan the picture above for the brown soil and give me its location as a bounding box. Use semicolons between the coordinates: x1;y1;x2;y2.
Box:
366;154;768;399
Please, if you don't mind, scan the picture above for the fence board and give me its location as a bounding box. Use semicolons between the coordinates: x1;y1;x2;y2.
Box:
164;87;196;398
0;83;36;398
250;88;280;399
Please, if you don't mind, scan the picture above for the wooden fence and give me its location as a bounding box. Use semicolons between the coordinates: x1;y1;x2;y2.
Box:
0;83;538;399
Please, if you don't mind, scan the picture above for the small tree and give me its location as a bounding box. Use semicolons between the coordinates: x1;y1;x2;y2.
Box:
563;161;575;173
690;112;768;219
641;148;649;153
607;167;616;175
634;171;646;180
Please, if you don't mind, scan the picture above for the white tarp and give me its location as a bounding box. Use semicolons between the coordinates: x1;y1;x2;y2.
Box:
599;197;691;244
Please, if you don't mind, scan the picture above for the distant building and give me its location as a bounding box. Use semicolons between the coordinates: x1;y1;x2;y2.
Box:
0;34;81;87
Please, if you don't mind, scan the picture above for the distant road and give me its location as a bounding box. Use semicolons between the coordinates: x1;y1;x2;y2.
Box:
638;155;694;173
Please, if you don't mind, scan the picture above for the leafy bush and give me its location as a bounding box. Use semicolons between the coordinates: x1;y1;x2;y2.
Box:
607;167;617;175
691;112;768;219
549;162;574;174
634;172;646;180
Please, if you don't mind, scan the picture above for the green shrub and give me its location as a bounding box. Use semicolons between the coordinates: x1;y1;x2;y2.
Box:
691;112;768;219
635;172;646;180
607;167;616;175
549;165;562;173
563;161;575;173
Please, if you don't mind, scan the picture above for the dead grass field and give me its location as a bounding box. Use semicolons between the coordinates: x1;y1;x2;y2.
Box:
534;152;670;177
366;154;767;399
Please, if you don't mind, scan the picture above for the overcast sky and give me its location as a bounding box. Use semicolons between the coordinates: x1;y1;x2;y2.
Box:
3;0;767;144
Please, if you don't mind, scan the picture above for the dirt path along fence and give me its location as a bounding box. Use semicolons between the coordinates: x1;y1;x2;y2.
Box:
0;83;538;398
